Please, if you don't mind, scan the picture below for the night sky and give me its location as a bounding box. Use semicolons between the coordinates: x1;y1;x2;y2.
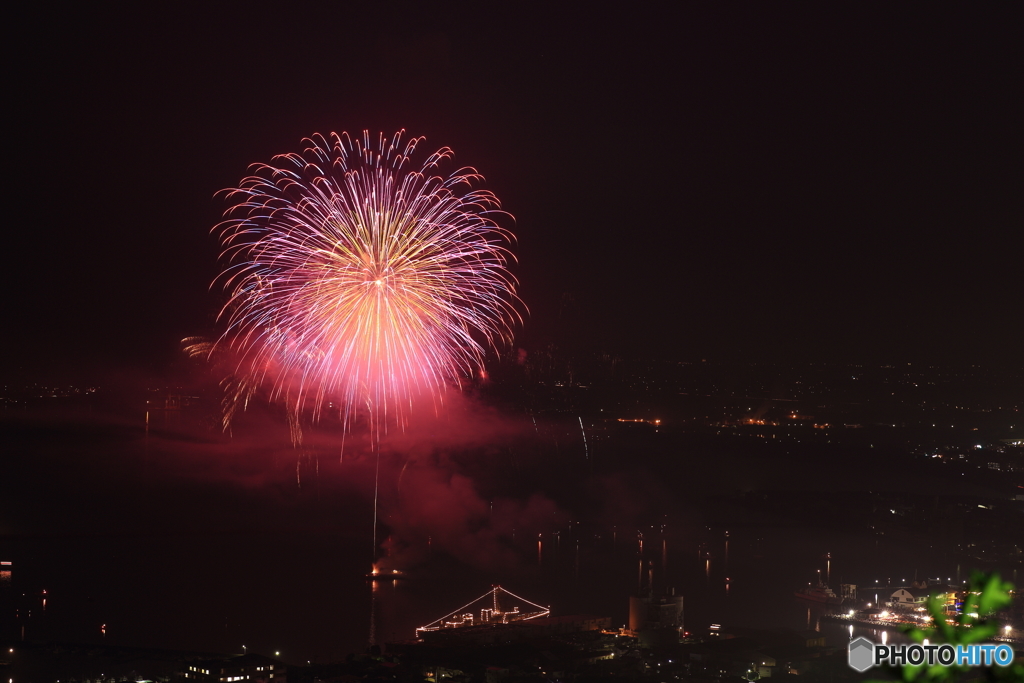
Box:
7;3;1022;381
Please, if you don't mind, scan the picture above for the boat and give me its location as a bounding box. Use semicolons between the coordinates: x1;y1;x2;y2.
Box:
415;586;550;638
366;567;408;580
795;583;842;605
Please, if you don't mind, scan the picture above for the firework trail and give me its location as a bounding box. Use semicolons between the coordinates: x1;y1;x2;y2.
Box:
208;130;520;436
194;130;520;648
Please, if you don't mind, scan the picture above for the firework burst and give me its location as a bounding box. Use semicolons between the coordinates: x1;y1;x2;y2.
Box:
210;130;519;434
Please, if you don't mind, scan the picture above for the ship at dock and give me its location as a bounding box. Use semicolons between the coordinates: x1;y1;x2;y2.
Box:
794;583;843;605
401;586;616;648
415;585;550;637
794;553;852;606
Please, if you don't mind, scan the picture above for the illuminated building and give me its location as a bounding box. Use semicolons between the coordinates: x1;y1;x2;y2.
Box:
180;654;285;683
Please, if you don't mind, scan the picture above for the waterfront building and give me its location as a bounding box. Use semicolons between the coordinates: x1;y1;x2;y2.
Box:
181;653;286;683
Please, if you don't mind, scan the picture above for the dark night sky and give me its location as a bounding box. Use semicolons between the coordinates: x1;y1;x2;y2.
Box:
6;3;1022;380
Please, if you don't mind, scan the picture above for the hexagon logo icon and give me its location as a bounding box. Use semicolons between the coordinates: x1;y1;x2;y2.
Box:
848;636;875;672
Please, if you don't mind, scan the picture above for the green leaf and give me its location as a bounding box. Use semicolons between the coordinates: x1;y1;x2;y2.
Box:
872;572;1018;683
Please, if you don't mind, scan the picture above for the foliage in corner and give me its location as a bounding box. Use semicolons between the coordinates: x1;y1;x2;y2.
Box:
870;571;1022;682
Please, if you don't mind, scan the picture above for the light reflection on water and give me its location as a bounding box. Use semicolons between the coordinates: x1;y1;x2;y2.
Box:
6;422;1003;662
365;528;923;650
4;520;945;659
4;500;967;661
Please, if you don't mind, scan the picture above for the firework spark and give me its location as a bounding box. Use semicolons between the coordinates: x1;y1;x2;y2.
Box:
210;130;519;434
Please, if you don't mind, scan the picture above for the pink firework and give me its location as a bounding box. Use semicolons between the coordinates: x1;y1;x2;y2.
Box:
211;130;520;432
